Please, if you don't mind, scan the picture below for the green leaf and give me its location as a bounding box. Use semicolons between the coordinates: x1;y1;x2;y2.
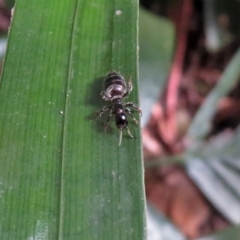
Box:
0;0;146;239
197;226;240;240
0;37;7;60
187;47;240;141
186;128;240;224
204;0;240;52
147;204;185;240
139;8;175;126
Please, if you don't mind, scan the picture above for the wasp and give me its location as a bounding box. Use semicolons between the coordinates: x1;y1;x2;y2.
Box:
95;71;142;146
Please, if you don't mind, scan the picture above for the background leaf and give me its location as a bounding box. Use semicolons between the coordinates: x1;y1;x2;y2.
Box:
186;128;240;225
204;0;240;52
197;226;240;240
147;204;185;240
137;1;240;239
139;8;175;127
187;47;240;141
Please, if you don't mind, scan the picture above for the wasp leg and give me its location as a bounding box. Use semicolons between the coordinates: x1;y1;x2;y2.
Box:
94;106;111;119
127;76;133;92
125;126;134;139
124;102;142;116
104;110;113;132
119;130;123;146
124;108;139;125
101;91;111;101
123;76;133;98
119;126;134;146
101;85;115;101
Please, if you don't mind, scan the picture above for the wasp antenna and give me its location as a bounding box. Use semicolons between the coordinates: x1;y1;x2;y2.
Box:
126;126;134;139
119;130;123;146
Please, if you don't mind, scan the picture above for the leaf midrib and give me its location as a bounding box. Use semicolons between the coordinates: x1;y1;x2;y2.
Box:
58;1;79;239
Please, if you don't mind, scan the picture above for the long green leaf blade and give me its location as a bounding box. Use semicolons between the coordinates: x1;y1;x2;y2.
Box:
0;0;146;239
188;47;240;140
61;0;145;239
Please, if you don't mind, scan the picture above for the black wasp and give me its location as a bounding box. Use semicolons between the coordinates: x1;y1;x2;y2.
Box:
95;71;142;146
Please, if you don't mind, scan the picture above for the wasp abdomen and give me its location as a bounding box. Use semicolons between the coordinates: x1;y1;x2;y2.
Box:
104;71;125;88
102;71;127;101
